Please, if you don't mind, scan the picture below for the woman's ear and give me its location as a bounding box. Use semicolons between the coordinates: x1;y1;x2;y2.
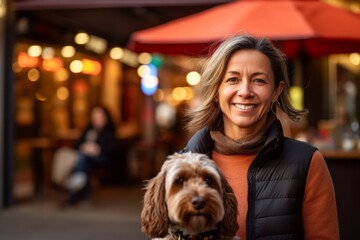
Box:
273;80;285;101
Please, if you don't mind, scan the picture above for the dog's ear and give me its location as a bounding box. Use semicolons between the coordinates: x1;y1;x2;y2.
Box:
218;173;239;238
141;168;169;238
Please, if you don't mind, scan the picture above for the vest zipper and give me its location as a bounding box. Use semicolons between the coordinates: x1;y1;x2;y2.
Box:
247;145;270;240
247;167;255;240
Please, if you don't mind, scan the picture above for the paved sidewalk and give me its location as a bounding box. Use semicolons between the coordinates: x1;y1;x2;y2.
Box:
0;185;148;240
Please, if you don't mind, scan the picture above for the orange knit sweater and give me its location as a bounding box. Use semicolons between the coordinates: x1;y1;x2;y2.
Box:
212;150;339;240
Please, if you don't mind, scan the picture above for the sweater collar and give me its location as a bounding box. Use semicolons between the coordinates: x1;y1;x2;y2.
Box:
182;116;283;156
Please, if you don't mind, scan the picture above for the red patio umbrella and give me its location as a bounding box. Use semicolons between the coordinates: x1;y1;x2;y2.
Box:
128;0;360;57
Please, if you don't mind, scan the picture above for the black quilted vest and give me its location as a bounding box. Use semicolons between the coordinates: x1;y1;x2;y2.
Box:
182;120;317;240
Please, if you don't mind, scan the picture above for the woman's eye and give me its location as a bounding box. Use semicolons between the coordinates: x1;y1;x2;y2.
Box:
225;77;238;83
253;78;266;84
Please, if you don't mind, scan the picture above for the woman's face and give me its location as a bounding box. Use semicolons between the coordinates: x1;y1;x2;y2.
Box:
91;107;107;129
217;49;284;139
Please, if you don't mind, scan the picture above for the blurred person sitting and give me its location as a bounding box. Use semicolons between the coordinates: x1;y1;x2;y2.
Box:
61;104;118;207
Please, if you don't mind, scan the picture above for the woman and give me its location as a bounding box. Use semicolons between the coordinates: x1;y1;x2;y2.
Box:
63;105;117;206
181;35;339;239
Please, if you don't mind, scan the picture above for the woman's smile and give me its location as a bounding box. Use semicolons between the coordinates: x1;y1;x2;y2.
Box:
233;103;257;111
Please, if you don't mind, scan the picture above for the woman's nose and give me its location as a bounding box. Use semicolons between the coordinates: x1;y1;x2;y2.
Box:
237;81;253;97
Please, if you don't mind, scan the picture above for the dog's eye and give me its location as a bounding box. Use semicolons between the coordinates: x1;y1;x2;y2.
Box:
204;177;213;186
175;178;184;186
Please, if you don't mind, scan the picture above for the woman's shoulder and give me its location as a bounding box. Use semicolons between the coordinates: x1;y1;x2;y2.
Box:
283;137;317;151
281;137;318;161
182;128;214;155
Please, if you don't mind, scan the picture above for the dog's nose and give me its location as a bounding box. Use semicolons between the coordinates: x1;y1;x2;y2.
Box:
192;196;206;210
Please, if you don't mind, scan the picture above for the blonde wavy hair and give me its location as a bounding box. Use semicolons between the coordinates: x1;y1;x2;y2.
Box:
185;35;308;133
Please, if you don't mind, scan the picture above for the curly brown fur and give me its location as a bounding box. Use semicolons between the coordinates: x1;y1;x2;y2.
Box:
141;152;239;240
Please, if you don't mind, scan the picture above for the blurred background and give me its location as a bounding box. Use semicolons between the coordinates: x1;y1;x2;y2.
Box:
0;0;360;239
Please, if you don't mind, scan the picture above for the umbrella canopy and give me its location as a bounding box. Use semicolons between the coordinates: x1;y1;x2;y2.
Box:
128;0;360;57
